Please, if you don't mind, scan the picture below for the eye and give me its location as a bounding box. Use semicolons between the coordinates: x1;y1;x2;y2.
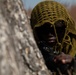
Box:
54;20;66;37
55;20;66;28
35;23;52;34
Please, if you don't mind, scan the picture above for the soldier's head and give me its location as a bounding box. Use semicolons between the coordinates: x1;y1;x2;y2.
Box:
30;1;75;47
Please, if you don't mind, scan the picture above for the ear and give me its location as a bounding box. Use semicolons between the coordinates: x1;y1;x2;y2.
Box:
33;29;41;43
30;18;34;29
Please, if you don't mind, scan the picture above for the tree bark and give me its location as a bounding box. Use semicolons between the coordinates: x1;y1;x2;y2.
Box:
0;0;51;75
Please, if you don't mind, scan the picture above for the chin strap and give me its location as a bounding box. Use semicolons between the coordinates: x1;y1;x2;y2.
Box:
53;24;62;52
53;23;72;53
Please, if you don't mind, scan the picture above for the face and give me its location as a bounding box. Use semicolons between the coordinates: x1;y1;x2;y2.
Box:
35;20;66;47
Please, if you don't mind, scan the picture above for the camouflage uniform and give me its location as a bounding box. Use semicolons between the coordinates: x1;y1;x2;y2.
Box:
30;1;76;75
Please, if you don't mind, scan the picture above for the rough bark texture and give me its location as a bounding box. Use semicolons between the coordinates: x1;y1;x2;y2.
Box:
0;0;51;75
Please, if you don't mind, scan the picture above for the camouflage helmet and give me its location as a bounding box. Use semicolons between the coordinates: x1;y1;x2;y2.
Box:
31;1;76;35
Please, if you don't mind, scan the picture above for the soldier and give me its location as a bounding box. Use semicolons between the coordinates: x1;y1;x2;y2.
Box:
30;1;76;75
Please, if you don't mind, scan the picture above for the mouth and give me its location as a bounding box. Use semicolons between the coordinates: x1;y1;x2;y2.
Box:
48;37;56;43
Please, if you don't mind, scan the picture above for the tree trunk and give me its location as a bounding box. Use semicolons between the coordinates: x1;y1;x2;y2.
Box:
0;0;51;75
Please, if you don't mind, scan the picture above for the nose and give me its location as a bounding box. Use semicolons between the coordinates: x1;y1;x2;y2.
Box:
48;33;54;37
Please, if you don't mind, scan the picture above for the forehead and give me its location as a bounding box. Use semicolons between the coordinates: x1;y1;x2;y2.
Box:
35;20;66;30
41;20;66;28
